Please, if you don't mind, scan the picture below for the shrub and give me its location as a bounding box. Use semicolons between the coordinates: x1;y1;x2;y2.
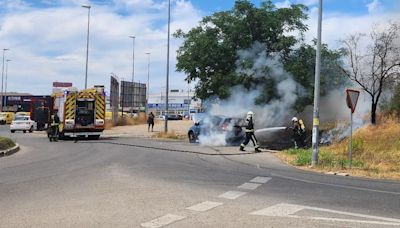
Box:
0;137;16;150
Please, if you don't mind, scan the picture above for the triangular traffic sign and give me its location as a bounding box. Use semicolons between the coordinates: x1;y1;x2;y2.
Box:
346;89;360;113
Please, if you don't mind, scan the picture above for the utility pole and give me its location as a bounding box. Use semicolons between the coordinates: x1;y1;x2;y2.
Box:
145;52;150;114
1;48;9;111
311;0;323;167
5;59;11;108
82;5;91;90
165;0;171;132
129;36;135;114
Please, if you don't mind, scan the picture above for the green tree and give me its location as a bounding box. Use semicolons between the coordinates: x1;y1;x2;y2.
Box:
284;42;348;112
175;0;308;101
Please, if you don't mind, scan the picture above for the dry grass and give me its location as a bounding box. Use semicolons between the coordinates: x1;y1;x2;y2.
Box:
104;119;114;130
278;115;400;180
323;117;400;179
105;113;148;128
153;130;187;140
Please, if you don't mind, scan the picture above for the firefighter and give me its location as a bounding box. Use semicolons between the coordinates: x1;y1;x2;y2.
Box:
50;112;60;142
290;117;306;149
239;111;261;152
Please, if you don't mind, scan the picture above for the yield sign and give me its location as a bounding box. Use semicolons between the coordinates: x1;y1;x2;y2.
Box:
346;89;360;113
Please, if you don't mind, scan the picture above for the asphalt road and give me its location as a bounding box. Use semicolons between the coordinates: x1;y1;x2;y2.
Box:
0;125;400;227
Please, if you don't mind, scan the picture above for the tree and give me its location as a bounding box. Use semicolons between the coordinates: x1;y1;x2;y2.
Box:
340;22;400;124
174;0;308;101
284;42;347;112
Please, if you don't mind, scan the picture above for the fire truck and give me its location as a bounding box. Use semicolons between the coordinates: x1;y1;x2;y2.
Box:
52;85;105;139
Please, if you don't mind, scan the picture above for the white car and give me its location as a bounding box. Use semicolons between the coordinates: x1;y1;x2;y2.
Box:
10;116;37;133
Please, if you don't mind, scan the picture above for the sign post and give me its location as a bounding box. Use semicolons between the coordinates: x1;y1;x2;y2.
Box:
345;89;360;169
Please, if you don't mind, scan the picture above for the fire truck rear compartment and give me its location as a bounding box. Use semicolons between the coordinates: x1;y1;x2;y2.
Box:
76;100;95;127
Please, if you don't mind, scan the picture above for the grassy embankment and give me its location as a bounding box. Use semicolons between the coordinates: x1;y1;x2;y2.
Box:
104;112;148;130
0;137;16;151
278;116;400;180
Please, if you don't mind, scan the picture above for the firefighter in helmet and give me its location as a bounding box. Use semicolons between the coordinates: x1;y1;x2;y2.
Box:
290;117;306;149
239;111;261;152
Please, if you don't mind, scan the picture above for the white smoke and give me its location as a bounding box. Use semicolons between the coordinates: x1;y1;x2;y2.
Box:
198;133;227;146
197;42;303;146
317;89;371;144
209;42;302;128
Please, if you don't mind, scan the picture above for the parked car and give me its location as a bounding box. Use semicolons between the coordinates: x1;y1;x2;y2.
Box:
10;115;37;133
0;112;15;125
167;114;183;120
188;115;245;145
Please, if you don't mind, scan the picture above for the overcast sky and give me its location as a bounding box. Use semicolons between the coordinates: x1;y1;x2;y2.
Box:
0;0;399;95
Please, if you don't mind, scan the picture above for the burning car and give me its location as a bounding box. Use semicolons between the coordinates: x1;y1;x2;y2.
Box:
188;115;245;145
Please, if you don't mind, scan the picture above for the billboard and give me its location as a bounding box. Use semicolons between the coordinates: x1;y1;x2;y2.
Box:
110;76;120;125
121;81;146;111
53;82;73;87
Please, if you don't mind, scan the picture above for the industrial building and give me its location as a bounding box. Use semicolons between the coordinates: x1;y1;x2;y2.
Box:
147;89;202;117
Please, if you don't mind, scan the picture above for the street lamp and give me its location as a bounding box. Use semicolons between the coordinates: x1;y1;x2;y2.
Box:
165;0;171;132
82;4;91;89
145;52;150;114
4;59;11;108
129;35;135;114
311;0;323;167
1;48;9;111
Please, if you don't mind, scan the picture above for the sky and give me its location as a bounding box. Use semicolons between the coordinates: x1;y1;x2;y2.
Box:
0;0;399;95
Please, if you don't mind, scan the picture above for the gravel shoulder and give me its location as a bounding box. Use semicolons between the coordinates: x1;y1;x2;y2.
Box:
104;119;193;139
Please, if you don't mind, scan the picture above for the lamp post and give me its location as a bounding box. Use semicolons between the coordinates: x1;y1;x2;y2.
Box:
1;48;9;111
145;52;150;114
165;0;171;132
311;0;323;167
82;4;91;89
129;36;135;114
4;59;11;108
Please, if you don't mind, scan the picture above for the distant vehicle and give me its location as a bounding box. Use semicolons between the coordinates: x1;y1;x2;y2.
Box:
0;112;15;125
15;112;30;117
10;115;36;133
188;115;245;145
167;114;183;120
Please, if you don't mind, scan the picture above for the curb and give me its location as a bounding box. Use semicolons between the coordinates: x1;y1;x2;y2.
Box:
0;143;20;157
324;171;350;177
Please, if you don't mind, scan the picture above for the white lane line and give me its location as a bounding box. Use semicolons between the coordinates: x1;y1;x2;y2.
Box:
186;201;223;212
250;203;400;226
141;214;186;228
286;215;400;226
250;176;271;184
218;190;247;200
238;182;261;190
250;203;304;216
271;172;400;196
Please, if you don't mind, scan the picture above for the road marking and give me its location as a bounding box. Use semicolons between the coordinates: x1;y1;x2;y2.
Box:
218;190;247;200
250;203;304;216
141;214;186;228
250;203;400;226
250;176;271;184
238;182;261;190
286;215;400;226
271;172;400;196
186;201;223;212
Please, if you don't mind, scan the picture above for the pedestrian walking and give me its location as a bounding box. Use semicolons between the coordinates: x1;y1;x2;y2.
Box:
239;111;261;152
147;112;155;132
